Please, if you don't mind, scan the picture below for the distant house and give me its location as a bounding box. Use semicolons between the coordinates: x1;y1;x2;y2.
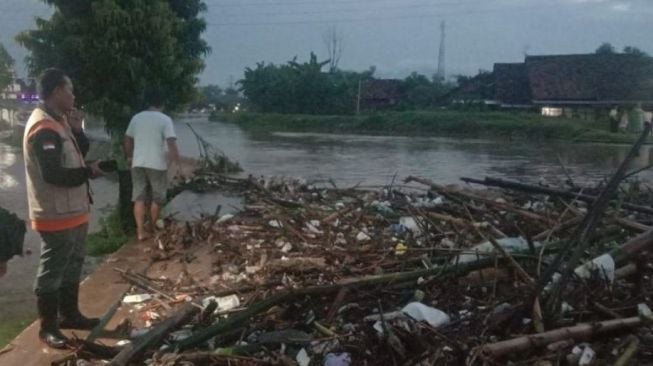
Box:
360;79;403;110
493;53;653;114
1;75;37;102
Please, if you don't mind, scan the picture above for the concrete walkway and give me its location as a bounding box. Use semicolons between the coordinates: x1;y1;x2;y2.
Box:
0;239;153;366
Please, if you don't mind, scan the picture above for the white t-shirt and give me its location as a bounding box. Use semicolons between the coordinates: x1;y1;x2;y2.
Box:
125;110;176;170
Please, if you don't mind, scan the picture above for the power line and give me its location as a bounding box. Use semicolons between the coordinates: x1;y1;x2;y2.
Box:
205;0;459;7
215;1;478;18
204;5;556;26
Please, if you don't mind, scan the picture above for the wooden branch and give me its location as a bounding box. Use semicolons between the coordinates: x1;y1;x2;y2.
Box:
476;316;643;358
109;302;200;366
610;228;653;264
157;352;274;365
173;257;502;351
613;335;639;366
405;176;555;225
116;269;203;310
614;217;651;233
86;295;124;343
542;124;652;312
460;176;653;216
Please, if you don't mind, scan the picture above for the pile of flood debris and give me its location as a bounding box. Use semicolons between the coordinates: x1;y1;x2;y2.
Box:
56;120;653;366
61;166;653;366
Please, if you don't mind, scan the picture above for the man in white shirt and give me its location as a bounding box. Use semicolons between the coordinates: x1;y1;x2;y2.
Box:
124;91;180;241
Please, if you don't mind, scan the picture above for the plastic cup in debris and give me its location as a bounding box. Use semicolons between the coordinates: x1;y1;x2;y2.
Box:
123;294;153;304
203;294;241;312
324;352;352;366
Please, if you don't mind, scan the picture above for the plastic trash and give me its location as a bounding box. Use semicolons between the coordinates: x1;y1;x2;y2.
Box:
372;201;394;215
306;222;323;235
203;294;241;312
268;220;283;228
638;303;653;320
389;223;409;234
169;329;193;341
454;237;535;264
574;253;615;283
394;242;408;256
280;242;293;253
356;231;371;242
324;352;352;366
573;344;595;366
216;214;234;224
399;217;421;235
123;294;153;304
401;302;450;328
296;348;311;366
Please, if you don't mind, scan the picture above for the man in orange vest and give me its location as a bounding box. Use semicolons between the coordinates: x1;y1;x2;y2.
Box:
23;68;106;348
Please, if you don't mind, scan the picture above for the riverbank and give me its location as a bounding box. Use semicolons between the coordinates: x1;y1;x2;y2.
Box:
214;111;645;144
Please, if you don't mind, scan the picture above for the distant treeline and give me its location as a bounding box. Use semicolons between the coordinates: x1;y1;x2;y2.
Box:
199;52;458;115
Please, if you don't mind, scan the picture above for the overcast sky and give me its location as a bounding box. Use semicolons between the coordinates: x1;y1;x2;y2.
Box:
0;0;652;86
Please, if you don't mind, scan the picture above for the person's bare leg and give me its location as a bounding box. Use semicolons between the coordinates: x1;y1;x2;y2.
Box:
150;202;161;231
134;201;150;240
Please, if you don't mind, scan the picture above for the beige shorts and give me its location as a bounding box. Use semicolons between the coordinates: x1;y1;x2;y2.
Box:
131;167;167;205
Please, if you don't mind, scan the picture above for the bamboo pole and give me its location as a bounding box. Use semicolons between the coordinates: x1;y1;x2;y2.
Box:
477;317;642;358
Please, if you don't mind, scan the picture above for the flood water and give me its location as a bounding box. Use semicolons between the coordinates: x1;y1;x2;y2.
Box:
2;115;653;331
175;117;653;187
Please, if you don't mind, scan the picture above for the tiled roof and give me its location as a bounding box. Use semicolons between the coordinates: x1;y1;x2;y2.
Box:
525;54;653;102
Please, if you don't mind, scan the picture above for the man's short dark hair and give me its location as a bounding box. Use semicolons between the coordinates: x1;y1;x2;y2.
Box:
38;68;68;100
144;89;165;108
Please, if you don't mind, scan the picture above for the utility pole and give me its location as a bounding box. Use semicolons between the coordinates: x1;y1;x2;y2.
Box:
356;79;361;115
436;20;446;80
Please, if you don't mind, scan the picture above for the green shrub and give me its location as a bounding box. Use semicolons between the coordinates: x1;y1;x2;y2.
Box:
87;208;129;256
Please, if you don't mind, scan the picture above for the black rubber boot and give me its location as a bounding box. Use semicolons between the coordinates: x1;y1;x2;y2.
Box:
59;284;100;330
37;292;68;349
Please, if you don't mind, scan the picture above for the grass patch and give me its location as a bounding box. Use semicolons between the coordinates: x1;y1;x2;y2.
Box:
87;208;129;256
0;314;35;348
214;110;645;144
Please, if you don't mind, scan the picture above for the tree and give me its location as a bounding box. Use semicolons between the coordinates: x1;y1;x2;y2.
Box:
595;42;616;54
240;52;372;115
17;0;209;229
623;46;649;57
322;26;344;73
0;43;14;92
